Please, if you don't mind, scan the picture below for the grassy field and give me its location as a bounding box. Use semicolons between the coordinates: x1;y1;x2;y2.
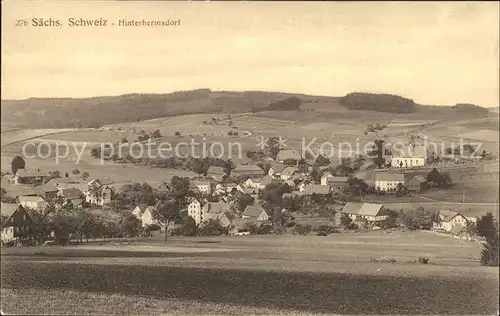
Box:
1;233;499;315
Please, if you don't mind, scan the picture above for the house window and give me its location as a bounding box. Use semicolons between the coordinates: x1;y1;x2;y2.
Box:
23;214;26;220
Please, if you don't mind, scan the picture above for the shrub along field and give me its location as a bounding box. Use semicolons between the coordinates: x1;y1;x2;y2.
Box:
1;233;499;315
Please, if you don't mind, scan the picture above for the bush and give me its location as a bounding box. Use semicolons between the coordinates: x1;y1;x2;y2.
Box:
198;219;227;236
294;224;312;235
480;232;499;266
418;257;430;264
316;231;328;236
257;224;273;235
313;224;338;234
147;224;161;231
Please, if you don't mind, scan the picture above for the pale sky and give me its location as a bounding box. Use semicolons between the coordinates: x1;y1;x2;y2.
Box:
2;1;499;106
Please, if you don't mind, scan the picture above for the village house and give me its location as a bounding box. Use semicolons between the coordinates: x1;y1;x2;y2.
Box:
242;205;270;221
450;224;473;240
237;185;259;199
45;177;88;193
404;174;427;192
206;166;226;182
187;199;203;225
17;195;47;211
297;180;310;192
85;178;114;206
268;164;286;178
326;176;349;193
132;205;161;228
320;173;334;186
280;166;298;181
341;202;389;223
276;149;302;165
302;184;331;196
391;144;426;168
57;187;85;208
244;177;263;190
2;187;38;200
214;182;237;195
33;182;59;200
433;210;469;232
231;164;265;178
190;179;212;195
14;169;50;186
200;202;232;224
229;218;256;235
155;182;173;194
260;175;280;189
88;177;115;187
1;203;32;244
374;173;405;193
218;212;235;228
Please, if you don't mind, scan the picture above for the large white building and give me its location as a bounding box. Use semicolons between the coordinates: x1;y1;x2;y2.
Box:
187;199;203;225
391;144;426;168
374;173;405;193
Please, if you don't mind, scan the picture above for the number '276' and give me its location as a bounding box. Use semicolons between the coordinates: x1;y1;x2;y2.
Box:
16;20;29;27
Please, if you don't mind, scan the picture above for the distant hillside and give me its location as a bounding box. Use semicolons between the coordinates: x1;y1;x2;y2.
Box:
339;92;416;113
1;89;320;129
1;89;493;128
267;96;302;111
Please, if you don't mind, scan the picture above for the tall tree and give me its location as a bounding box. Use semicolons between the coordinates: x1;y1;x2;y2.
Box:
266;137;282;160
477;213;498;243
369;139;386;169
119;214;142;238
153;199;181;242
11;156;26;175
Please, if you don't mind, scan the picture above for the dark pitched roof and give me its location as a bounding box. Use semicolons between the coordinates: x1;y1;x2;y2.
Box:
341;202;364;215
97;177;115;186
0;203;22;218
15;169;48;178
437;210;463;222
207;166;226;175
375;173;405;182
232;164;264;173
281;166;298;176
242;205;266;218
276;149;301;161
358;203;384;216
407;175;427;183
221;211;235;222
327;176;349;183
17;196;45;203
270;164;287;174
451;224;468;236
303;185;330;195
203;202;231;214
60;188;85;199
35;183;59;193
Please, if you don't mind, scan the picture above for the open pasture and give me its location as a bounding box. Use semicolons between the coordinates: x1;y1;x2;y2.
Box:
1;233;498;315
0;151;196;187
0;128;76;146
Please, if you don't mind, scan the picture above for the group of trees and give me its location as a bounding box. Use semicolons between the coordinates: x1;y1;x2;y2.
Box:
137;129;162;142
188;157;234;176
477;213;499;266
339;92;416;113
365;123;387;133
426;168;453;188
267;96;302;111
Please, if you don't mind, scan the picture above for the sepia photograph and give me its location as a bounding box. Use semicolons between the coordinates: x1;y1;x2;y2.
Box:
1;1;499;315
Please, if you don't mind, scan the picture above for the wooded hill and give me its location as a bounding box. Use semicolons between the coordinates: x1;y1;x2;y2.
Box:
1;89;492;128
